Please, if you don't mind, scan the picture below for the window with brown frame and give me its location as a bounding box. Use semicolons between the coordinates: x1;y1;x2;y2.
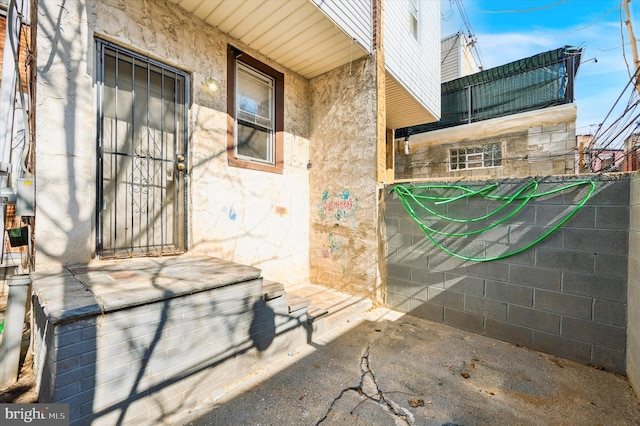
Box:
227;45;284;173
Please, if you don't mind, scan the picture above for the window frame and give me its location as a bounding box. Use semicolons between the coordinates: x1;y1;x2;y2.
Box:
227;45;284;173
409;0;419;41
449;143;503;171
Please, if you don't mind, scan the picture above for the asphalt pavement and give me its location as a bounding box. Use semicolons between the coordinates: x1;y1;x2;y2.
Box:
179;307;640;426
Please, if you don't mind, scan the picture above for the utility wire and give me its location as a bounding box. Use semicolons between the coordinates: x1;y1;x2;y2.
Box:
441;34;460;65
453;0;485;70
441;0;454;21
553;6;620;38
468;0;569;14
585;67;640;162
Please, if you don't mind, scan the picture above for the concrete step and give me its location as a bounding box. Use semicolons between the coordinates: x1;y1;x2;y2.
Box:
263;280;285;301
286;294;311;314
263;280;311;317
284;283;373;338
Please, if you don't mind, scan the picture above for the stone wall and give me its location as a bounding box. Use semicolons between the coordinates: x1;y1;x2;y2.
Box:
395;104;577;180
385;175;629;373
35;0;311;286
308;56;382;301
629;174;640;396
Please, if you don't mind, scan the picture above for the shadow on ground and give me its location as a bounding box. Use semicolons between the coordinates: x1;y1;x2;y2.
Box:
181;309;640;426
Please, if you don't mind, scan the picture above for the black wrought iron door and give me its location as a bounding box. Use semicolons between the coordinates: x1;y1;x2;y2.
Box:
96;40;189;258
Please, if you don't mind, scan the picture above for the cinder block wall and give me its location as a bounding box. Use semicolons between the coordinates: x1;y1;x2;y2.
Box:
385;175;629;373
628;174;640;396
33;279;309;425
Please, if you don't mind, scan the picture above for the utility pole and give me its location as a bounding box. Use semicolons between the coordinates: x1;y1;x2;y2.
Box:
624;0;640;94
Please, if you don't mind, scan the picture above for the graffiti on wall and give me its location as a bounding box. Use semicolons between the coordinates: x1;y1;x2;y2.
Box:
222;204;237;221
318;190;359;229
328;233;343;254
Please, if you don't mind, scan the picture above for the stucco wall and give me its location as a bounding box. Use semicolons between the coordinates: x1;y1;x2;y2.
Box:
395;104;577;180
629;173;640;397
308;56;383;302
35;0;311;285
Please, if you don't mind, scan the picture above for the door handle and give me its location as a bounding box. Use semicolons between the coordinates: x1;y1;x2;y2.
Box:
176;154;186;172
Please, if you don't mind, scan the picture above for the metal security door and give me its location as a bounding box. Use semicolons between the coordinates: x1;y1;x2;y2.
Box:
96;40;189;258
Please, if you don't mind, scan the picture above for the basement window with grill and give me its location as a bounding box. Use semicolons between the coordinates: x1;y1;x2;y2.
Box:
450;143;502;170
227;45;284;173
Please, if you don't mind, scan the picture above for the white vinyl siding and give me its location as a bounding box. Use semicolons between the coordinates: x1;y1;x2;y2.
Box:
441;34;461;83
311;0;372;54
441;33;481;83
384;0;440;122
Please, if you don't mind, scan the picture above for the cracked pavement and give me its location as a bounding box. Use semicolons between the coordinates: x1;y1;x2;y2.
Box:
316;346;414;425
181;308;640;426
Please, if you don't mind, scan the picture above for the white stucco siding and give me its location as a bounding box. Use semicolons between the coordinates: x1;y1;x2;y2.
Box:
384;0;440;121
311;0;372;54
34;0;311;284
35;0;95;267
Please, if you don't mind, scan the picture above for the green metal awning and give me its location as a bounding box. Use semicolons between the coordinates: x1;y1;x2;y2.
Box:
397;46;582;138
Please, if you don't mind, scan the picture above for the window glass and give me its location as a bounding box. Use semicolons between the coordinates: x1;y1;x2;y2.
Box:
409;0;419;40
450;143;502;170
236;63;274;163
227;45;283;173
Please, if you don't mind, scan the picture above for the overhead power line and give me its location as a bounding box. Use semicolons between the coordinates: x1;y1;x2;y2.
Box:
468;0;569;14
553;6;620;38
441;0;455;21
453;0;485;70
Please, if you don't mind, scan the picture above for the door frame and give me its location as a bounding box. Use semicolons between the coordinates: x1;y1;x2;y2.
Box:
95;39;190;258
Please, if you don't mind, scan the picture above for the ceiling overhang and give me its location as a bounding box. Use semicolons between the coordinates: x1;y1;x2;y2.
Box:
167;0;368;79
385;72;438;130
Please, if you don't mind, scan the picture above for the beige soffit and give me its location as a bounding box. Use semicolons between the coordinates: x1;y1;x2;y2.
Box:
167;0;368;79
385;72;438;130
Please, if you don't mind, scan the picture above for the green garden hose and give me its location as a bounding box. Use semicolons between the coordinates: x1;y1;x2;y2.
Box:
390;179;596;262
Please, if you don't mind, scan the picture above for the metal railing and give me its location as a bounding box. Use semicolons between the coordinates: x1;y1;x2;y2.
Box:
398;48;580;137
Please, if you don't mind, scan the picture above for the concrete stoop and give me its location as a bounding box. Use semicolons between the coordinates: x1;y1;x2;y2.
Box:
281;282;374;339
263;280;374;333
194;281;373;415
190;281;373;414
258;280;373;353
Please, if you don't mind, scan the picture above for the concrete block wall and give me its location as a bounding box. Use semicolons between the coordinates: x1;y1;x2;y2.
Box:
33;279;310;425
385;175;629;373
628;174;640;397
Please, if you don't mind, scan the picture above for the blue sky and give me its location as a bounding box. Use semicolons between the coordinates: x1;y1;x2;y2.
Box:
440;0;640;141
